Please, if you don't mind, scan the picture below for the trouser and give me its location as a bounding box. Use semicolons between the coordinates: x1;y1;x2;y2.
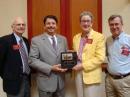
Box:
38;88;65;97
75;72;102;97
7;75;30;97
105;74;130;97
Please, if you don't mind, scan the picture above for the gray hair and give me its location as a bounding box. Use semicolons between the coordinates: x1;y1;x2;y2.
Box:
79;11;94;22
108;14;123;25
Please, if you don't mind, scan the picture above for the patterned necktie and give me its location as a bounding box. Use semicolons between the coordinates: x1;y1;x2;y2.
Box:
19;39;30;74
51;36;56;50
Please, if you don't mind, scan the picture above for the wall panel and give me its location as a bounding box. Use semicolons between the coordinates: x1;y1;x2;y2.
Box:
28;0;102;48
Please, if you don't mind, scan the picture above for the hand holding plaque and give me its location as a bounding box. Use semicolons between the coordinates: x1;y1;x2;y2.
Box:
61;51;77;69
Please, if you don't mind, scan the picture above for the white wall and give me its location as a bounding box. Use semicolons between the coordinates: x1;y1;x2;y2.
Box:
0;0;27;37
0;0;27;97
0;0;130;97
102;0;130;37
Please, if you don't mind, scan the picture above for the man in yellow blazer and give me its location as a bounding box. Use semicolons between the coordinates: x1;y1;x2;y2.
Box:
72;11;105;97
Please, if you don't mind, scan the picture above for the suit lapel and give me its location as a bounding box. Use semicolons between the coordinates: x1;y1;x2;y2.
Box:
10;33;22;62
83;30;94;50
10;33;18;44
56;35;62;55
42;33;57;55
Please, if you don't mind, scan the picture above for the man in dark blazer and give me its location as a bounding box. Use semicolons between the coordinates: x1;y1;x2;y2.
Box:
0;17;31;97
29;15;68;97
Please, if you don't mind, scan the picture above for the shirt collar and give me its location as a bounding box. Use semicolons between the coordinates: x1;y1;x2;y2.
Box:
46;33;56;39
112;32;124;40
13;32;22;44
81;29;94;39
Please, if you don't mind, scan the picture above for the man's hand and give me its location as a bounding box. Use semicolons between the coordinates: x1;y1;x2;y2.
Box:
51;64;67;72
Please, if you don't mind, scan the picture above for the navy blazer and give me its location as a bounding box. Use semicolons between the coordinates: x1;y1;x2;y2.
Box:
0;33;30;95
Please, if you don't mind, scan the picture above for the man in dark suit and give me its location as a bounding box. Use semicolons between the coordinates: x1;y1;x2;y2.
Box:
0;17;31;97
29;15;68;97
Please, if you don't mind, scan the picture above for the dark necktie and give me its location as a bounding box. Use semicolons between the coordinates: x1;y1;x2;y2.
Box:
51;36;56;50
19;39;30;74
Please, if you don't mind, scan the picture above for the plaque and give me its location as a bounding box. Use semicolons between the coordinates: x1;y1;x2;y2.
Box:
61;52;77;69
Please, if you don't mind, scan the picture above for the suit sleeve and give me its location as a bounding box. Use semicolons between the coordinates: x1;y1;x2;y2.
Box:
0;38;7;77
82;35;106;72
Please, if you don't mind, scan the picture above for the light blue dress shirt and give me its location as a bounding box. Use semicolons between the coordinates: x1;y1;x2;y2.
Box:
107;32;130;75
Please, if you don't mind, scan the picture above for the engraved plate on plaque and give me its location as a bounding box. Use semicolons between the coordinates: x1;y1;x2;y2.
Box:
61;52;77;69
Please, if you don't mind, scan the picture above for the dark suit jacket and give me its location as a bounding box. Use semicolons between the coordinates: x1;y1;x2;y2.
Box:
0;33;30;95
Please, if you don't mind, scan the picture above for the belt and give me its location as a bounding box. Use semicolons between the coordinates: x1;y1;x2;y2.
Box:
109;72;130;79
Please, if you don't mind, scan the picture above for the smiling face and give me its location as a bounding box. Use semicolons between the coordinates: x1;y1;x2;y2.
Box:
80;15;93;33
44;18;57;36
108;16;123;38
12;17;26;37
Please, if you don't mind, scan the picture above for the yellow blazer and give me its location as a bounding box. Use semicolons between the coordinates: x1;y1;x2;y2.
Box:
73;29;105;84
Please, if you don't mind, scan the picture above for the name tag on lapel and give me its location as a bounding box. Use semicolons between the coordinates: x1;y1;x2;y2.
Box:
86;39;93;44
12;44;20;50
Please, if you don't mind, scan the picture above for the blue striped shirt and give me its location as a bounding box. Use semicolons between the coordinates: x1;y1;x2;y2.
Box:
106;32;130;75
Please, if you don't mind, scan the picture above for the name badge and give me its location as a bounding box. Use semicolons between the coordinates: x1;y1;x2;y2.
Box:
121;46;130;56
86;39;93;44
12;44;20;50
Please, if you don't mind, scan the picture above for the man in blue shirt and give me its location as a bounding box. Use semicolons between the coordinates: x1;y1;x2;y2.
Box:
106;15;130;97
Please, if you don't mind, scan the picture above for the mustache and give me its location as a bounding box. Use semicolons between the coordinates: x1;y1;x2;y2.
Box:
48;26;55;29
